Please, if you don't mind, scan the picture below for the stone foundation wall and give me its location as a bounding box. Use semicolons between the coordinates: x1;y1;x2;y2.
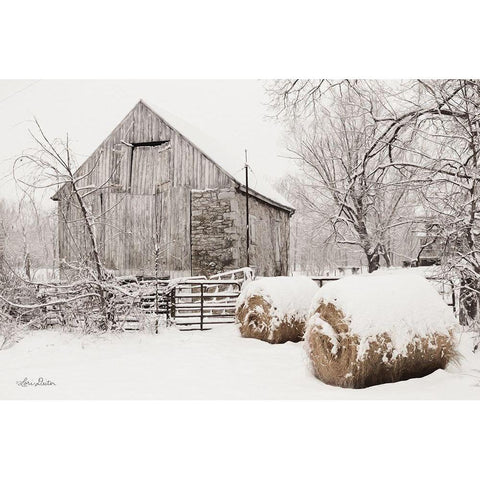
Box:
191;188;241;276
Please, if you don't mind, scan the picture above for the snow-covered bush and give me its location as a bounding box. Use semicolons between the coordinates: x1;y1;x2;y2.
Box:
0;311;23;350
0;270;39;348
305;273;458;388
235;276;319;343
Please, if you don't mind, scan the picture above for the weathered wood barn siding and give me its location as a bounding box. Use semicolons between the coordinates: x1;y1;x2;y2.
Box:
56;102;234;194
238;194;290;276
54;100;293;278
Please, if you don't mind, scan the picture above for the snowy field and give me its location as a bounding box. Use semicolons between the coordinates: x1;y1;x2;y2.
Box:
1;324;479;399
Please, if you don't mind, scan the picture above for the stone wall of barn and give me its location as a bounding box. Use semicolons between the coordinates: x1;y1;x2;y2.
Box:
190;188;241;277
190;187;291;277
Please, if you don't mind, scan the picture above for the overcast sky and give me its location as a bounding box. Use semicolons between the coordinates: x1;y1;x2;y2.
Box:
0;80;293;207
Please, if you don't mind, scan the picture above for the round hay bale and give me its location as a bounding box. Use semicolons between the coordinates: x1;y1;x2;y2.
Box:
305;273;458;389
235;276;319;344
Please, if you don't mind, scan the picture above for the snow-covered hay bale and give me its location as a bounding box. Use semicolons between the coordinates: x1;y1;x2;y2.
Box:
305;274;458;389
235;276;319;344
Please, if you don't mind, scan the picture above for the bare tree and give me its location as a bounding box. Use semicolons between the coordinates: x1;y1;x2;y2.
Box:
278;174;366;274
270;78;480;343
12;120;114;329
270;80;423;272
4;120;176;332
392;80;480;336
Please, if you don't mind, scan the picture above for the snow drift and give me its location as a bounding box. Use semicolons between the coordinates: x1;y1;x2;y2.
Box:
235;276;319;344
305;273;458;389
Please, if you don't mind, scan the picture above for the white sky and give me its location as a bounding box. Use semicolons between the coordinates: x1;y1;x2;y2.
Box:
0;80;293;207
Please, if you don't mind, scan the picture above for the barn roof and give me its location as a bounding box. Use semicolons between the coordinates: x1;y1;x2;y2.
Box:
52;100;294;213
139;100;294;213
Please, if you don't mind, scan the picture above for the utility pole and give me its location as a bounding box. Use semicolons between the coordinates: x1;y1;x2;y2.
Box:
245;149;250;267
154;187;160;334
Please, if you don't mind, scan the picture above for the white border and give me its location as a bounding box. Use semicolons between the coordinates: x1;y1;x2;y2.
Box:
1;0;479;477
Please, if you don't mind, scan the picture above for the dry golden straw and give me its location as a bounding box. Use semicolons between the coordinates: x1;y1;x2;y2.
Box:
305;301;458;389
236;294;306;344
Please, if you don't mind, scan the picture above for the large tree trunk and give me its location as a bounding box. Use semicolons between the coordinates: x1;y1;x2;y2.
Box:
380;242;392;268
70;179;112;330
366;248;380;273
459;276;480;327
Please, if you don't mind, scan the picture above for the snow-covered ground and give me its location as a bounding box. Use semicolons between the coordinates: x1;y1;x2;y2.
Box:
1;324;479;399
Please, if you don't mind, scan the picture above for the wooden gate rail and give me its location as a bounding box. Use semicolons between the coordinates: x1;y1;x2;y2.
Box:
172;280;242;330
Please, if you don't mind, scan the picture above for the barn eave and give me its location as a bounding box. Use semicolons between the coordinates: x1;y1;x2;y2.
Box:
138;100;295;214
50;99;295;214
236;183;295;215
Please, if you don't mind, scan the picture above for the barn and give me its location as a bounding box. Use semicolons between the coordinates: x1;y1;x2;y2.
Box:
52;100;294;279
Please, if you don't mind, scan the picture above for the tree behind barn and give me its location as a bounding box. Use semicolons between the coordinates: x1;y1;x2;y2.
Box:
269;80;421;272
270;79;480;346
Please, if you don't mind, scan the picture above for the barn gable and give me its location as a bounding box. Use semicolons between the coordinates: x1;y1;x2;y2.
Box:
52;100;294;214
53;101;233;201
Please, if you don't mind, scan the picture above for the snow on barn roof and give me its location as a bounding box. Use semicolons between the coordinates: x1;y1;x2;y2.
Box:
139;100;294;212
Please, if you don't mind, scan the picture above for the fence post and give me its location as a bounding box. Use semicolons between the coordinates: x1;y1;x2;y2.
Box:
450;280;456;314
170;288;176;325
155;279;159;334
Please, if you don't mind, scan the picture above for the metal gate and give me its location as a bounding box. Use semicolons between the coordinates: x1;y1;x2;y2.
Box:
113;270;252;332
172;280;242;330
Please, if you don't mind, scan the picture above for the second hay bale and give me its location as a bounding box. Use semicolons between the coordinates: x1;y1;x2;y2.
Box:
235;276;319;344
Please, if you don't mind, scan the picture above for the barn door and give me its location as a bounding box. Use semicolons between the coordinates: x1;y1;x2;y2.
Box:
129;144;171;194
122;143;171;275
